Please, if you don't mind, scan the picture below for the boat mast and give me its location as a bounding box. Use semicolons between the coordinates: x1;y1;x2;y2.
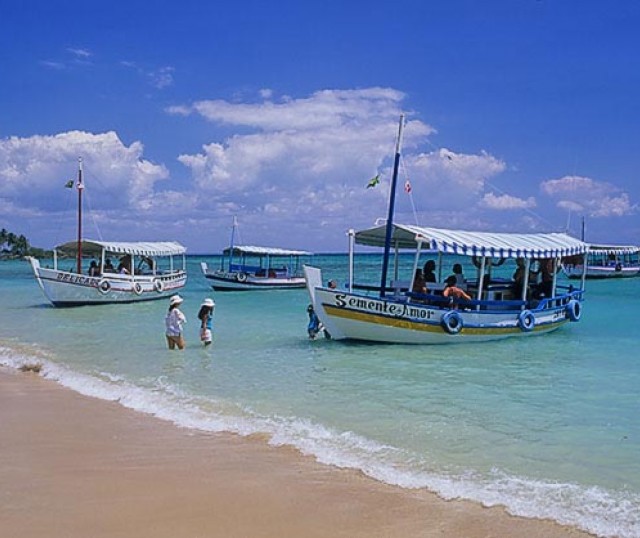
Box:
76;157;84;274
228;215;237;270
379;114;405;297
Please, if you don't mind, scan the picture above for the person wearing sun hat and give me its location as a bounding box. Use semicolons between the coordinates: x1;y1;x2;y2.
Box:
197;298;215;346
165;294;187;350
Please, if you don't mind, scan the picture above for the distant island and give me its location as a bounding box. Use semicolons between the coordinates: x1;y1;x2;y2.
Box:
0;228;51;259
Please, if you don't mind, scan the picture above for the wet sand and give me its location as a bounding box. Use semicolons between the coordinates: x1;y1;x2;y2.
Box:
0;367;593;538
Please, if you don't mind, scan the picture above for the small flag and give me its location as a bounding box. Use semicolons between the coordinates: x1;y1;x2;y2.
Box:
64;179;74;188
404;180;412;194
366;174;380;189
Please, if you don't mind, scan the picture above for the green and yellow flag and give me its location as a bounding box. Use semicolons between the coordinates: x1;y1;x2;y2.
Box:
366;174;380;189
64;179;74;188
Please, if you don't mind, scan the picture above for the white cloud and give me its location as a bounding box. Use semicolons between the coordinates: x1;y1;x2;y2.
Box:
402;149;506;209
480;192;536;210
148;66;174;89
0;131;169;214
169;88;511;245
2;88;519;251
541;175;636;217
67;48;92;59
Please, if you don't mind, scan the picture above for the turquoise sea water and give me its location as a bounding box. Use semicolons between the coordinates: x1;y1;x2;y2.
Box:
1;255;638;538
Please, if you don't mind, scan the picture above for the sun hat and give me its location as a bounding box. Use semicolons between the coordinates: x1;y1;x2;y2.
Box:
169;294;184;306
201;298;215;307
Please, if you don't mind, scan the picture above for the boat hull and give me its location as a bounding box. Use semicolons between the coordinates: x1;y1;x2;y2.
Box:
29;258;186;306
305;267;576;344
563;265;640;279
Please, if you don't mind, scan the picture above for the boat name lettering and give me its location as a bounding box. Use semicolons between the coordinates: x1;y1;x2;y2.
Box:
334;294;435;319
56;273;98;286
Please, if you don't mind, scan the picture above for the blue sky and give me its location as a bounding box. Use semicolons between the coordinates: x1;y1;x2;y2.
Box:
1;0;639;253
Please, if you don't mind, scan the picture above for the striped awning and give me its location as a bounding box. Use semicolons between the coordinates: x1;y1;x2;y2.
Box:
354;224;588;259
587;244;640;255
56;240;186;257
223;245;312;256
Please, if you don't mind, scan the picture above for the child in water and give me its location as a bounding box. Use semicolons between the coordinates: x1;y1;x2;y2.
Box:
307;304;325;340
197;298;215;346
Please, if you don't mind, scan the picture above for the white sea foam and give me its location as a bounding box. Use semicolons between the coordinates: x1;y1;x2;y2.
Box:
1;344;638;538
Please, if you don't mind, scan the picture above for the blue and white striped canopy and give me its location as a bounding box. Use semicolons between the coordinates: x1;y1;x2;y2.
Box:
354;224;588;259
56;240;186;256
223;245;312;256
587;244;640;255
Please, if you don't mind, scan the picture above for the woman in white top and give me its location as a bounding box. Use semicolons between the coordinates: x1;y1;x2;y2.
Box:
165;295;187;350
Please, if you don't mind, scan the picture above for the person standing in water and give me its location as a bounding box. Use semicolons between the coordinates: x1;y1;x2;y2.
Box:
165;295;186;350
197;298;215;346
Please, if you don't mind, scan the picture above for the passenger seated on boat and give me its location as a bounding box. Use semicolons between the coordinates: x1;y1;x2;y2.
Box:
136;256;155;274
255;268;266;277
88;260;100;277
533;258;555;299
443;275;471;306
412;269;427;294
447;263;466;288
328;279;338;289
117;255;131;275
104;258;115;273
422;260;437;283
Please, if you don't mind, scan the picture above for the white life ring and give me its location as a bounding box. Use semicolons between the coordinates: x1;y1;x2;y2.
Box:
97;279;111;294
132;282;143;295
518;310;535;332
566;299;581;322
441;311;463;335
236;272;247;283
153;279;164;293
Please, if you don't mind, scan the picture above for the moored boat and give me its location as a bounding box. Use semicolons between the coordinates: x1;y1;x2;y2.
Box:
28;240;187;306
201;218;311;291
562;244;640;279
26;158;187;307
304;115;589;344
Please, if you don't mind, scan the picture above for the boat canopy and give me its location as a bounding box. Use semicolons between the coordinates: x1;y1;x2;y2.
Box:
55;240;186;257
222;245;312;257
587;244;640;255
354;224;588;259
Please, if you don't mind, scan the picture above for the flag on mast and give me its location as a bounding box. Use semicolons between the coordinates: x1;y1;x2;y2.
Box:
366;174;380;188
64;179;74;188
404;180;412;194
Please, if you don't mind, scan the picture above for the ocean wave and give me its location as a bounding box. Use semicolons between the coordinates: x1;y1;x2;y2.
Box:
1;343;637;538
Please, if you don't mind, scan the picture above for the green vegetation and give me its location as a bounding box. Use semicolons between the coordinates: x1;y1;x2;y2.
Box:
0;228;51;259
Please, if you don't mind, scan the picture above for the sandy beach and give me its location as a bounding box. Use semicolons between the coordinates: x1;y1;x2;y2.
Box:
0;367;593;538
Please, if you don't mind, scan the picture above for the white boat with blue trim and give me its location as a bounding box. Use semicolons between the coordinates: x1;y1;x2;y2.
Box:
201;245;312;291
201;216;311;291
304;115;588;344
26;158;187;307
562;243;640;279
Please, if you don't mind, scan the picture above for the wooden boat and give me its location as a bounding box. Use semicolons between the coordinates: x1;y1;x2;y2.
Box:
201;219;311;291
304;116;589;344
26;159;187;306
562;244;640;279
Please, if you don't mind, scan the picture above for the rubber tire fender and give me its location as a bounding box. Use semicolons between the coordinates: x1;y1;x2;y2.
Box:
97;279;111;294
518;310;535;332
566;299;581;322
441;311;463;335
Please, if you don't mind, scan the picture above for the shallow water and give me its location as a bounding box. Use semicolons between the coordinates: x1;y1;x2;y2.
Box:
1;255;638;538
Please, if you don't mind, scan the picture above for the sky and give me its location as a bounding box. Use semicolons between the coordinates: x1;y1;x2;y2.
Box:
1;0;639;253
